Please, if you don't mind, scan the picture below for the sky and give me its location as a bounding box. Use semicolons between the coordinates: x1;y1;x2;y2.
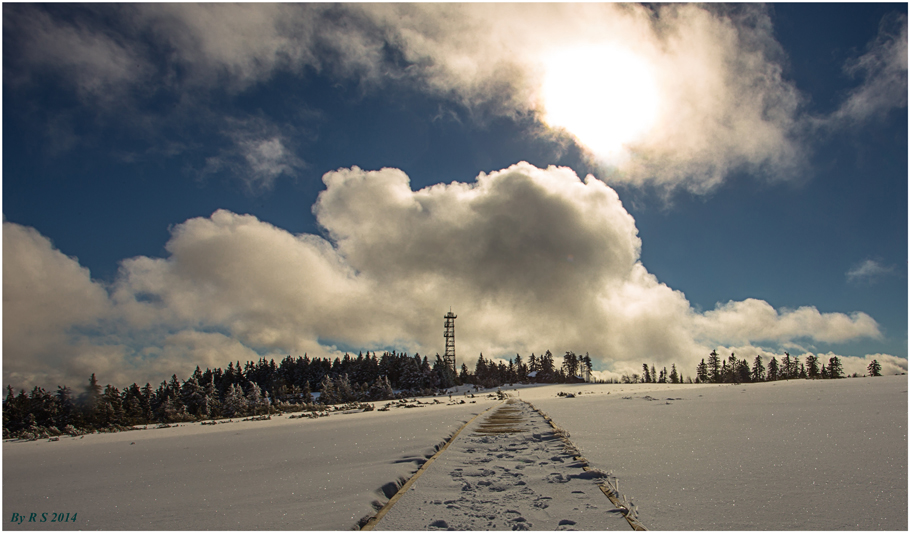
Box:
3;3;907;390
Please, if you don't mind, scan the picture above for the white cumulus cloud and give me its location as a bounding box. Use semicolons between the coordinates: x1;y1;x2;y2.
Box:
3;164;890;389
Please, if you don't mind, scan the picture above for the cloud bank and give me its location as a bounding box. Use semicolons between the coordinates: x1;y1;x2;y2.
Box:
4;164;891;389
6;4;906;194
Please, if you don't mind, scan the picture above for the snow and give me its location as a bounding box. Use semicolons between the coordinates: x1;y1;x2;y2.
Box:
522;376;908;530
373;399;630;531
2;398;499;530
4;377;906;531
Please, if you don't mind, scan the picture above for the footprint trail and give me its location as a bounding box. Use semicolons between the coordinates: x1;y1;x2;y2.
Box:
372;398;631;531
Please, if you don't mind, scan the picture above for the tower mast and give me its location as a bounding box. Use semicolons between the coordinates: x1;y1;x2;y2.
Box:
443;310;457;374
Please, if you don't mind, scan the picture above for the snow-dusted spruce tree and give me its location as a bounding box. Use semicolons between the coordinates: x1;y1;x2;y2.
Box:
180;375;205;418
433;355;456;389
368;376;394;401
868;359;882;376
334;374;356;402
301;381;314;404
245;383;265;414
203;375;221;418
319;375;336;404
223;383;247;418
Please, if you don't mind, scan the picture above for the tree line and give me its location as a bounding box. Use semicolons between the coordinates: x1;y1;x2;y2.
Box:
3;349;593;439
624;351;884;384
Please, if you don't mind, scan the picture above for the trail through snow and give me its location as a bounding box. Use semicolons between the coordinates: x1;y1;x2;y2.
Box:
372;398;631;531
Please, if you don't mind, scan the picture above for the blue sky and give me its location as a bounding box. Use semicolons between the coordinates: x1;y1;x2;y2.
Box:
3;3;907;389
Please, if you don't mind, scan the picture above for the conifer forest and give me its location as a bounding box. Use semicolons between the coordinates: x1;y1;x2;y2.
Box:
2;348;884;440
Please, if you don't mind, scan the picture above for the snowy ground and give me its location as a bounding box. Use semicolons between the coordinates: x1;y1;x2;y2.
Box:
4;377;906;531
523;376;908;530
2;396;498;530
373;398;630;531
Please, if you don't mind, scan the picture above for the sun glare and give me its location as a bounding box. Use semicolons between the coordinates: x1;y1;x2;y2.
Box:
540;44;660;160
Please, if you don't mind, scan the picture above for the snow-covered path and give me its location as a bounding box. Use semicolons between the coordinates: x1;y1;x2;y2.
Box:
372;398;631;531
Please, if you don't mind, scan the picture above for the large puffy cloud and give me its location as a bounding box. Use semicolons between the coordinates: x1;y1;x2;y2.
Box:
9;4;904;193
693;299;882;345
3;164;891;389
3;222;123;388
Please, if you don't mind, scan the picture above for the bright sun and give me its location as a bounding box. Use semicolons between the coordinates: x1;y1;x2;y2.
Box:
540;44;660;160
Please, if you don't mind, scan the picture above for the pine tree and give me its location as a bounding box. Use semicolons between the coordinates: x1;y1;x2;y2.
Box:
751;355;765;382
474;354;489;385
368;376;394;401
642;363;651;383
319;375;336;404
727;353;738;383
868;359;882;377
735;358;751;383
335;374;355;402
827;356;844;379
806;354;820;379
669;364;679;384
434;354;456;389
223;383;247;417
696;359;708;383
514;354;527;382
459;363;471;384
562;352;579;378
767;357;779;381
540;351;556;382
581;353;593;382
301;381;314;404
55;386;77;428
707;350;721;383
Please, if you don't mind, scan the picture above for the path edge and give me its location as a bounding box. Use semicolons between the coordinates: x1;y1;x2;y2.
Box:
523;399;648;531
359;402;499;531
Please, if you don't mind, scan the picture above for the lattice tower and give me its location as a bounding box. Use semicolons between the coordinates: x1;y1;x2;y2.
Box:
443;310;457;373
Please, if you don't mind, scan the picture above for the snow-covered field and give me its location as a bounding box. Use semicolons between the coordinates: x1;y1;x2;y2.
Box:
524;376;908;530
2;397;498;530
4;376;906;531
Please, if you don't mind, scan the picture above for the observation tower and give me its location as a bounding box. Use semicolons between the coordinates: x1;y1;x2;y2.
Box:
443;310;456;373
